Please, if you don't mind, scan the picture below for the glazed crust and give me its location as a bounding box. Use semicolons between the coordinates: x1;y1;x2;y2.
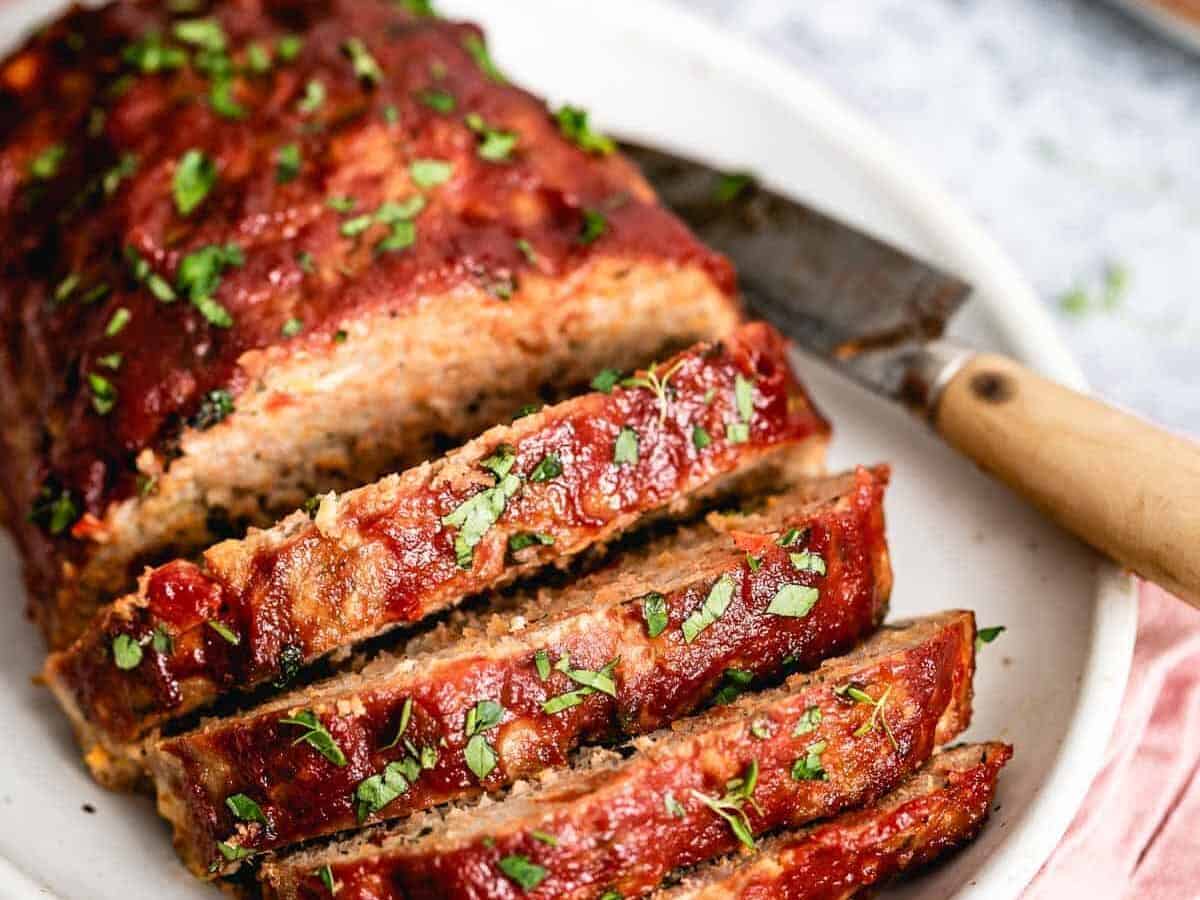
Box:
259;611;976;900
0;0;738;649
151;467;890;875
45;324;829;784
656;742;1012;899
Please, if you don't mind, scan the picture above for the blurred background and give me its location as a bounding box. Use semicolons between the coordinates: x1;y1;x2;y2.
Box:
675;0;1200;436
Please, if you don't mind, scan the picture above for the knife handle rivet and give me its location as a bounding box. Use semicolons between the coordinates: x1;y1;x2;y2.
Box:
970;371;1015;405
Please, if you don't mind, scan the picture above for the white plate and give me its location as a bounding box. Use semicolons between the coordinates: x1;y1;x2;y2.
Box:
1108;0;1200;54
0;2;1138;899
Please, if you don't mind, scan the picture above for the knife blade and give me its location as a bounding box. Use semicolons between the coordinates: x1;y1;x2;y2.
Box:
622;142;972;411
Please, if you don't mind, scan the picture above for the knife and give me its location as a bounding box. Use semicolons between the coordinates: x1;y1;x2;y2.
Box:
625;142;1200;609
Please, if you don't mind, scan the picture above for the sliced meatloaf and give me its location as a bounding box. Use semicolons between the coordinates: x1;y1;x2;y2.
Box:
0;0;741;652
151;467;891;875
656;742;1011;899
46;324;829;787
259;611;976;900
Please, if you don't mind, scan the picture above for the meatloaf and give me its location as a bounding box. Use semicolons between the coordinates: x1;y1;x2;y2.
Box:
46;324;829;787
657;742;1012;899
152;467;891;875
0;0;741;653
259;610;976;900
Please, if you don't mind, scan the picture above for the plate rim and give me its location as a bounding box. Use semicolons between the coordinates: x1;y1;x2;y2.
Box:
0;1;1139;898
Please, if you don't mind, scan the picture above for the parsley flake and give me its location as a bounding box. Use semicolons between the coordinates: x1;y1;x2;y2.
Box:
206;619;240;645
463;34;505;83
529;453;562;482
316;864;335;892
713;668;754;705
342;37;382;86
280;709;348;766
88;373;116;415
30;144;66;180
104;307;131;337
613;426;638;465
789;550;826;575
578;208;606;244
554;105;614;155
225;793;266;824
681;575;734;643
112;634;143;670
409;158;453;187
766;584;819;618
276;143;301;183
29;482;78;535
641;592;668;638
664;791;686;818
463;699;503;780
466;112;518;161
793;706;822;736
298;79;326;114
509;531;554;553
792;741;828;781
692;426;711;450
498;855;546;892
976;625;1006;651
191;389;235;430
590;368;621;393
836;683;898;750
173;149;216;216
691;760;760;848
420;88;455;112
354;760;413;823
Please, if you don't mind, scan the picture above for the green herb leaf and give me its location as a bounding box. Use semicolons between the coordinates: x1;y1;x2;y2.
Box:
777;527;805;548
725;422;749;444
529;453;562;482
354;760;412;823
463;34;505;83
713;668;754;705
441;471;522;568
342;37;382;86
112;634;143;670
465;699;504;736
497;855;546;892
534;649;551;680
380;696;415;750
225;793;267;824
542;657;619;714
327;195;356;213
714;172;754;204
177;242;243;327
280;710;348;766
281;317;304;337
244;42;272;74
340;214;374;238
298;79;326;114
613;426;638;465
276;143;301;183
102;153;138;195
734;374;754;422
691;760;759;848
750;719;771;739
530;829;558;846
216;841;252;862
554;105;614;155
766;584;819;618
464;733;496;780
409;158;453;187
173;18;226;53
664;791;686;818
509;531;554;553
641;592;668;638
29;482;78;535
30;143;66;180
789;550;826;575
97;352;123;370
791;740;827;781
122;34;186;73
124;246;176;302
277;34;303;62
481;445;517;479
191;388;234;430
151;624;173;655
316;864;335;892
206;619;240;644
590;368;621;393
173;149;217;216
104;307;131;337
578;208;606;244
88;372;117;415
836;683;898;749
209;75;245;119
976;625;1006;651
376;220;416;253
681;575;734;643
419;89;455;112
271;644;303;688
793;706;822;736
692;426;711;450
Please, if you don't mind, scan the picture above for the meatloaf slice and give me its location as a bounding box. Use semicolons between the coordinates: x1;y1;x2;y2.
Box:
656;742;1012;899
46;324;829;787
0;0;741;652
259;611;976;900
151;467;891;876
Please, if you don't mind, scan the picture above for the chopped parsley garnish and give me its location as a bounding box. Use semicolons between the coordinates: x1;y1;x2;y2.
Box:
88;373;116;415
734;374;755;423
104;307;131;337
578;208;606;244
327;196;356;213
465;112;518;161
836;683;898;749
725;422;749;444
316;864;335;892
281;317;304;337
280;709;348;766
777;527;805;547
766;584;819;618
976;625;1006;651
272;644;303;688
225;793;266;824
409;158;453;187
97;350;122;369
112;634;143;670
542;654;619;714
420;88;455;112
29;482;78;535
664;791;686;818
298;79;326;114
209;75;245;119
497;855;546;892
750;719;771;740
746;553;761;572
622;358;685;424
276;143;301;183
101;154;138;196
151;624;173;655
463;699;504;780
713;668;754;705
177;242;243;328
54;274;79;304
173;149;217;216
380;696;415;750
534;649;551;680
173;18;226;53
342;37;382;86
641;592;668;638
216;841;253;862
191;388;235;430
590;368;621;393
529;453;562;482
30;144;66;180
793;705;822;736
124;246;176;302
792;741;828;781
355;760;415;823
277;34;303;62
122;33;186;73
206;619;240;645
789;550;826;575
509;531;554;553
515;238;537;265
463;34;505;82
691;760;760;848
613;426;638;465
333;329;348;343
340;214;374;237
513;403;541;419
399;0;437;15
692;426;711;450
530;830;558;846
714;172;755;204
681;575;734;643
244;42;272;74
297;251;315;273
377;195;426;220
442;453;522;568
554;105;614;155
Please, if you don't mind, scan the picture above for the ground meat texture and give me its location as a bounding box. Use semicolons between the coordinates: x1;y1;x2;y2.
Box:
45;324;830;787
655;742;1011;900
0;0;741;652
258;611;976;900
149;467;890;876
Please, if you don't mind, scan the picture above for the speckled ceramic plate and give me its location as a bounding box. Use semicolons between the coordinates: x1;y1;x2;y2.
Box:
0;2;1138;899
1110;0;1200;53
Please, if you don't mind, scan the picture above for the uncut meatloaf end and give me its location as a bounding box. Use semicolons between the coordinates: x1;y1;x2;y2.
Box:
46;323;829;788
149;466;891;876
258;611;976;900
0;0;741;653
655;742;1012;899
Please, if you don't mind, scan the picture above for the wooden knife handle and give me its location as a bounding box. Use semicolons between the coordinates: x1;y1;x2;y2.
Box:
934;352;1200;608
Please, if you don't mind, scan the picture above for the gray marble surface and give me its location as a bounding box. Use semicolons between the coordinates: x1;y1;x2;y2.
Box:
673;0;1200;436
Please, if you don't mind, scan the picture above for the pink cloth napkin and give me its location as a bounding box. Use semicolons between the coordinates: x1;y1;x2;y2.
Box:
1024;582;1200;899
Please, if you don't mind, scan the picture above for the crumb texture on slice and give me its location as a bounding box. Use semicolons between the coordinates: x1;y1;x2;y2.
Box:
657;742;1012;899
45;324;829;785
0;0;741;650
151;467;890;875
259;611;976;900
